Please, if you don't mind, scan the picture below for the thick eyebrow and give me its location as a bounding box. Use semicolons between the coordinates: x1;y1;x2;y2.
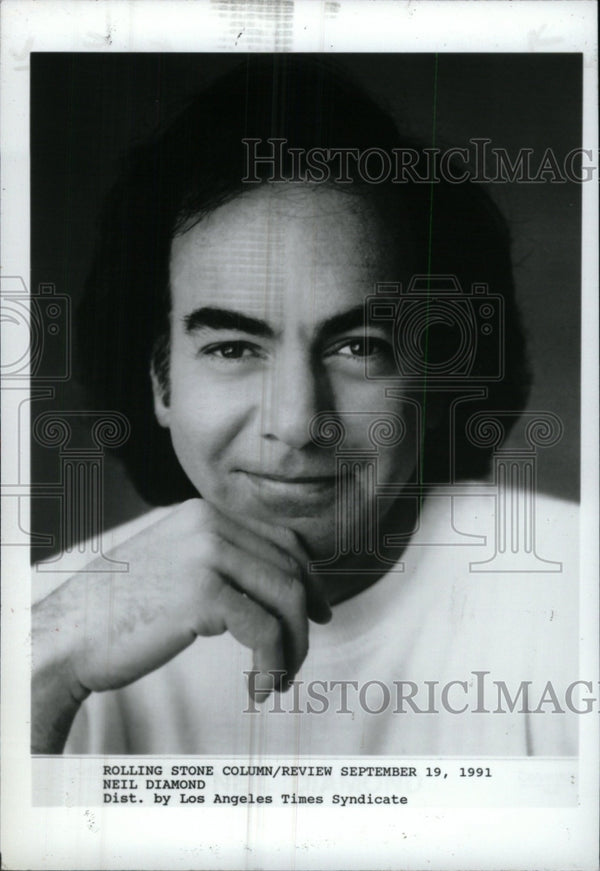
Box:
183;307;275;338
316;305;369;344
183;303;373;343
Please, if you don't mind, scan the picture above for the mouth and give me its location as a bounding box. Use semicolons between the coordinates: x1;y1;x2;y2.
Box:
245;472;337;484
237;470;338;514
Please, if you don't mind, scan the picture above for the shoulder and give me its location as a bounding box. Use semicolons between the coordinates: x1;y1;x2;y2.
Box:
424;484;578;566
410;486;579;663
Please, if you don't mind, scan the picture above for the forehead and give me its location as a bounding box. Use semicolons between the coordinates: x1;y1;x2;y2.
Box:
169;185;410;323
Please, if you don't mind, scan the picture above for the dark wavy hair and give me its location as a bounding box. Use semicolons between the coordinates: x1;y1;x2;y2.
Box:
77;55;531;504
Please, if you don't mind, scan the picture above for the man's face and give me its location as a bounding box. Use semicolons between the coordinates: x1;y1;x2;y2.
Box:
154;184;417;559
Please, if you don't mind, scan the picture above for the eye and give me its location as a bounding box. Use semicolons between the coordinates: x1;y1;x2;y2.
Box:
200;341;266;363
323;335;396;377
330;337;392;360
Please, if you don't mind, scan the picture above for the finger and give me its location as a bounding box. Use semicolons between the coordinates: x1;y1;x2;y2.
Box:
213;584;285;701
215;508;332;624
215;540;309;679
217;519;303;581
220;524;331;631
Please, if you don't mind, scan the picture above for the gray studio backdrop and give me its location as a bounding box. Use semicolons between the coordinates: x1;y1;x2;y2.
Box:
30;53;581;560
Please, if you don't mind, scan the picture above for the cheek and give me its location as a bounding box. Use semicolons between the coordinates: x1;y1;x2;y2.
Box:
166;373;255;469
335;384;419;479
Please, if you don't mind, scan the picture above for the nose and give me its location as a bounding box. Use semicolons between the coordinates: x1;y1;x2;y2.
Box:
262;348;327;449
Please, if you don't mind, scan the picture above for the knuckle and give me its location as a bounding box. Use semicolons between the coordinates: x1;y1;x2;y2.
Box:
184;498;221;530
198;508;220;535
181;498;205;518
198;530;223;565
175;499;209;534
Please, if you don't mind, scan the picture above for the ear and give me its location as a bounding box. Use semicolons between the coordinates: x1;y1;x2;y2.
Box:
151;364;171;429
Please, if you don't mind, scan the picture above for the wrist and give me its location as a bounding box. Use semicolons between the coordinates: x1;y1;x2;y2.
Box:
31;592;90;754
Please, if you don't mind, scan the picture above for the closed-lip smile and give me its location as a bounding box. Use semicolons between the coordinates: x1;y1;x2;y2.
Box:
244;472;336;484
237;470;338;514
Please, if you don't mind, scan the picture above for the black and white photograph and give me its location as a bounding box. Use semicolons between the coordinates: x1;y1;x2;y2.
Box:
1;1;598;869
29;50;583;758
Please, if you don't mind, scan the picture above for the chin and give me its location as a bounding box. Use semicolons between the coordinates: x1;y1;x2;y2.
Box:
277;515;340;560
198;481;363;561
237;496;338;559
